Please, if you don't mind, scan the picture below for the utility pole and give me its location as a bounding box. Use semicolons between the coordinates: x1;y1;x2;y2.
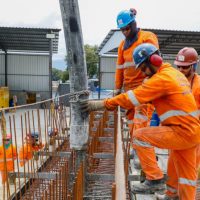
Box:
59;0;88;153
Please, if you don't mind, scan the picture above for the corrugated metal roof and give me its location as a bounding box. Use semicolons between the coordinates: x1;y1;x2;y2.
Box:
0;26;61;53
98;28;200;55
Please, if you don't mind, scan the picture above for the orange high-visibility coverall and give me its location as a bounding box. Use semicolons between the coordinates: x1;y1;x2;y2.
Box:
19;143;44;167
191;73;200;110
0;145;17;183
19;144;33;167
115;30;159;133
104;63;200;200
166;73;200;198
192;74;200;169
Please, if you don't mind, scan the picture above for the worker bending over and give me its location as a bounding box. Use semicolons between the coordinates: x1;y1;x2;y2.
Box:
19;132;43;167
80;43;200;200
0;134;17;183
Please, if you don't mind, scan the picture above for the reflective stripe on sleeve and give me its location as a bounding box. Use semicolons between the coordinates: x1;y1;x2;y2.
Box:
133;139;152;148
179;177;196;186
116;64;124;69
134;113;148;121
127;90;140;106
124;62;135;68
159;110;200;122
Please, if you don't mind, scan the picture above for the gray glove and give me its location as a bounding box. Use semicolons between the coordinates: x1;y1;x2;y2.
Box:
113;89;121;96
79;100;105;114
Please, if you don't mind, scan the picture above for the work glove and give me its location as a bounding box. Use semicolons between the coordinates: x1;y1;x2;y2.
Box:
113;89;121;96
79;100;105;115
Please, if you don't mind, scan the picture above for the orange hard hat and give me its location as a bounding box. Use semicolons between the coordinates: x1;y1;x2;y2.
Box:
174;47;199;66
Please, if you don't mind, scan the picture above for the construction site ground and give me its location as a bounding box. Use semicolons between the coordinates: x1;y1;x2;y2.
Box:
1;105;200;199
0;107;70;199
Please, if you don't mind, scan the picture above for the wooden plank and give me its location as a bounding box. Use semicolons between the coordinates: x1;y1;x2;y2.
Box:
115;106;126;200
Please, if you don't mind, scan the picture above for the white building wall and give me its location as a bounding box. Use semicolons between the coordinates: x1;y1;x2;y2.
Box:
7;54;49;92
0;53;50;104
100;55;117;90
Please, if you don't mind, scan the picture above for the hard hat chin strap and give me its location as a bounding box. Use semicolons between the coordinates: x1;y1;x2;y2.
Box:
145;61;157;77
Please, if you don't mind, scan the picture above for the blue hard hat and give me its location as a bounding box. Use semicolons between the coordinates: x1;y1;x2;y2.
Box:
116;10;135;28
133;43;158;69
31;132;39;140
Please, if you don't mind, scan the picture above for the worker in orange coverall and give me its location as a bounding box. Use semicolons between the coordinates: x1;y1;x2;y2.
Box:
115;8;159;132
175;48;200;170
80;43;200;200
155;47;200;200
0;134;17;183
19;132;43;167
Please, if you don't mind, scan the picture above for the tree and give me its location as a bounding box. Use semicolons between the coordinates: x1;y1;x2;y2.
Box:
61;68;69;82
84;44;99;78
52;68;63;81
65;44;99;78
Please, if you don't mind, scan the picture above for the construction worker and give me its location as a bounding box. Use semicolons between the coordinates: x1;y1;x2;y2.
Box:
155;47;200;200
175;47;200;109
115;9;159;162
0;134;17;183
19;132;43;166
80;43;200;200
175;47;200;167
115;8;159;169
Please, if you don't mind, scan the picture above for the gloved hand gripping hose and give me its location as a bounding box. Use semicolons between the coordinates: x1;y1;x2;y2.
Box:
79;100;105;116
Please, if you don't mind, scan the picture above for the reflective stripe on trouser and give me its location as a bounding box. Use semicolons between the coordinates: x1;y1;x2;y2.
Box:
126;106;147;140
131;104;154;140
133;104;152;129
132;126;198;200
165;151;179;198
167;148;197;200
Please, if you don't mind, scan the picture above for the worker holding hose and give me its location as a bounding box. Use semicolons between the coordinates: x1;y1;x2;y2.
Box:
80;43;200;200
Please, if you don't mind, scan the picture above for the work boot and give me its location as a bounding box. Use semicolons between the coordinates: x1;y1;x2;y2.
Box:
155;193;179;200
132;178;165;194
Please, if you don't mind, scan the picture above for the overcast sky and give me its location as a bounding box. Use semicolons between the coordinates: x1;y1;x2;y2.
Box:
0;0;200;70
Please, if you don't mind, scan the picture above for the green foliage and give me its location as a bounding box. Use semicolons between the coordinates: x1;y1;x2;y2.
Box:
52;68;69;82
52;68;63;81
64;44;99;78
85;44;99;78
61;69;69;82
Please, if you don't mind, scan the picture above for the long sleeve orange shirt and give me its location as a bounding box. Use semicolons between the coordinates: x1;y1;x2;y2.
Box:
0;145;17;171
105;63;200;143
191;73;200;109
115;30;159;91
